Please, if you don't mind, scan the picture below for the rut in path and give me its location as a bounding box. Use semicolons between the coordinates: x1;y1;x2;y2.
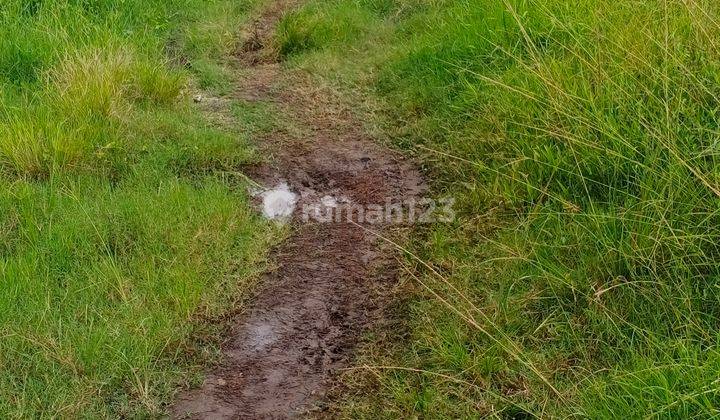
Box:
171;2;425;418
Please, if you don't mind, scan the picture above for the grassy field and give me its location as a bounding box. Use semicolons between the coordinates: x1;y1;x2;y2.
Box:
0;0;282;417
277;0;720;417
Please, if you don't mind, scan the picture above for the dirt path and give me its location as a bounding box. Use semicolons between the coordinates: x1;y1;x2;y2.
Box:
171;2;424;418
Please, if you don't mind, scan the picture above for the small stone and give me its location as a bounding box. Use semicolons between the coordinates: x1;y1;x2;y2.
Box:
216;378;227;386
193;94;203;103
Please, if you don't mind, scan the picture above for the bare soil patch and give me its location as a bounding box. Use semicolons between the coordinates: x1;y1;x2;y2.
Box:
172;2;424;418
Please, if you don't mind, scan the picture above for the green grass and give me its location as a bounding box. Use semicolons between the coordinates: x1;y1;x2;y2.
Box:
277;0;720;417
0;0;282;417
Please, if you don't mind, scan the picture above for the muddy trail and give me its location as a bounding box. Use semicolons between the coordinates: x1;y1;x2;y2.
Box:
171;1;424;419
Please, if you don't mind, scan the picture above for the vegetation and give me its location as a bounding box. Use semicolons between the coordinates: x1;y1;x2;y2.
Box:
278;0;720;417
0;0;279;417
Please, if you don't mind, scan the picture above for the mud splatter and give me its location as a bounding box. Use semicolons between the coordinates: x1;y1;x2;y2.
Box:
171;1;424;418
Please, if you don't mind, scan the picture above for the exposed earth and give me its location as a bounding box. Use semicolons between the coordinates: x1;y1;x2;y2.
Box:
171;1;425;418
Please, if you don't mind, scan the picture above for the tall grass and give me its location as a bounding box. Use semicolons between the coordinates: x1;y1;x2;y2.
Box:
0;0;280;417
0;0;247;176
278;0;720;417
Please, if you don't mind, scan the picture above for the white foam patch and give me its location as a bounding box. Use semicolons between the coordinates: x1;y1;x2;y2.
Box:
261;182;298;220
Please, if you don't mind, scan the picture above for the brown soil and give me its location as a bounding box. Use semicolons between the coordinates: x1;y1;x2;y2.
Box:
171;1;424;418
